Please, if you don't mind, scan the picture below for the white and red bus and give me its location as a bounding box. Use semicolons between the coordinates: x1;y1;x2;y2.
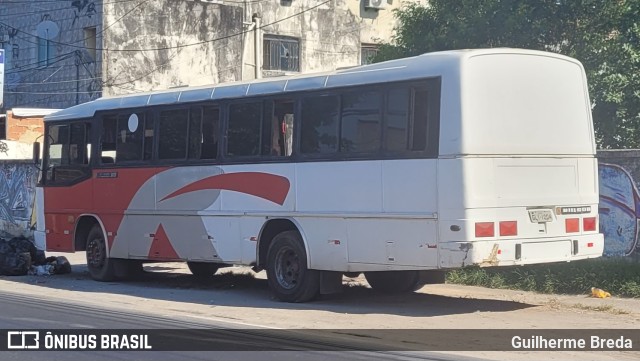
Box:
34;48;603;302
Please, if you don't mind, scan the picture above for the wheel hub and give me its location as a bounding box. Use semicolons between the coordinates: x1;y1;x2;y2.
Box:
86;238;105;269
275;247;300;290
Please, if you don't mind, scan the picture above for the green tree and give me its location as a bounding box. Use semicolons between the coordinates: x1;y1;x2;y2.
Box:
376;0;640;149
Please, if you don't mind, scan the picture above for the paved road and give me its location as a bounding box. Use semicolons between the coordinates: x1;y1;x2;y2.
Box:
0;291;483;361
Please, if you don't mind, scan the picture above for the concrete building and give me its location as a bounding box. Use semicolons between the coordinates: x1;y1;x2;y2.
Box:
1;0;421;110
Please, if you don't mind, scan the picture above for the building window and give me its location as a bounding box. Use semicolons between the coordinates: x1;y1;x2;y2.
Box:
37;37;56;66
36;21;59;66
263;35;300;72
361;44;379;65
84;27;97;60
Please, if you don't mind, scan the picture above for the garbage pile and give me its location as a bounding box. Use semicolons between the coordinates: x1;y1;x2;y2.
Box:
0;237;71;276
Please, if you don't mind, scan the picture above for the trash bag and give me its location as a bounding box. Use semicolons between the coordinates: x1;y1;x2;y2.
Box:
0;237;38;276
52;256;71;274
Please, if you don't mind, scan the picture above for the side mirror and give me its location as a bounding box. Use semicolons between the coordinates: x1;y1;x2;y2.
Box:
33;142;41;165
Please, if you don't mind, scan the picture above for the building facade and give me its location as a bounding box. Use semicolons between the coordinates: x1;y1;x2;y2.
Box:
1;0;421;110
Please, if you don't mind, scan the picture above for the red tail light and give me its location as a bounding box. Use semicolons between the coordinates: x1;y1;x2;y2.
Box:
583;217;596;232
475;222;495;237
499;221;518;236
566;218;580;233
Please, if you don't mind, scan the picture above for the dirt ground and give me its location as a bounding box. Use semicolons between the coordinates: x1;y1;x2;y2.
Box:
1;252;638;361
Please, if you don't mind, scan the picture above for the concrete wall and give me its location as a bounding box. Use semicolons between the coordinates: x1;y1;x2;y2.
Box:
0;1;103;109
102;0;419;96
0;161;38;240
2;0;418;104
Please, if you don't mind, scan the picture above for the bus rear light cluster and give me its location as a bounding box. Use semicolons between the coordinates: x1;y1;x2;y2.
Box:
583;217;597;232
565;218;580;233
499;221;518;236
475;222;495;238
565;217;596;233
475;221;518;238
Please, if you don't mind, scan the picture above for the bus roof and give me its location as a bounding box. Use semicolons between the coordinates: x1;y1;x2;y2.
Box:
45;48;579;122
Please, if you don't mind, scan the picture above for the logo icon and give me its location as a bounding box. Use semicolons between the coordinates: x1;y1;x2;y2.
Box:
7;331;40;349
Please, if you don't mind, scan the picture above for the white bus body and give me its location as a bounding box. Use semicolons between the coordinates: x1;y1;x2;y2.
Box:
37;48;603;302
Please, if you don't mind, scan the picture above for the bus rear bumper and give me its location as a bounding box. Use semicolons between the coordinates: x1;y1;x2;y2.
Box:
438;234;604;268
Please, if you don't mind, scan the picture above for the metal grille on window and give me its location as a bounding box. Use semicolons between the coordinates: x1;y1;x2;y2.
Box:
361;45;379;65
264;36;300;72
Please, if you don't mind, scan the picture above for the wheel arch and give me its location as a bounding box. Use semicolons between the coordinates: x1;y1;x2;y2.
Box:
256;217;309;271
74;214;108;254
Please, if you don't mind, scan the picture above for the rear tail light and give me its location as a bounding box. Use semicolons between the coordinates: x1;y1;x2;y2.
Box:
566;218;580;233
583;217;596;232
475;222;495;237
499;221;518;236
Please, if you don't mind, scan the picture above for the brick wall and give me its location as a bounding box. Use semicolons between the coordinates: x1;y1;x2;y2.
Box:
5;111;44;144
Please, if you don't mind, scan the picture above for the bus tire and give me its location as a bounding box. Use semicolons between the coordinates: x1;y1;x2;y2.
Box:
266;230;319;303
187;262;220;279
86;225;116;282
364;271;420;293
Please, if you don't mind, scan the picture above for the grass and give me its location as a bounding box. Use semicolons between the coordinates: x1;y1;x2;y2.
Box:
445;258;640;298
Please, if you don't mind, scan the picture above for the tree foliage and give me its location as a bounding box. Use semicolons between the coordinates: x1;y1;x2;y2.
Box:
376;0;640;148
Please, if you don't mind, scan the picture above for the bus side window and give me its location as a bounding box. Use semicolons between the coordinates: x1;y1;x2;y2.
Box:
385;88;410;152
101;115;117;164
300;95;339;154
227;102;261;157
70;123;90;165
116;113;144;162
189;106;219;160
159;109;189;160
340;90;382;153
262;100;293;157
410;88;429;151
143;112;154;161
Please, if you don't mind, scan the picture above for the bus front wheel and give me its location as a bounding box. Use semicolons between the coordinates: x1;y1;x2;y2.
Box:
266;230;319;303
364;271;421;293
86;225;116;281
187;262;220;279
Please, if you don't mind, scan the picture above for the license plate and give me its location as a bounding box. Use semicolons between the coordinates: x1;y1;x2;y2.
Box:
528;209;554;223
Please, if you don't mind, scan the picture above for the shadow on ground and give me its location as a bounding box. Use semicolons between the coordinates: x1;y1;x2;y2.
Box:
1;258;534;318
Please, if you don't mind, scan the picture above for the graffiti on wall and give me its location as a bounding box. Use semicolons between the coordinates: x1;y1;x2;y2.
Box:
599;163;640;256
0;163;38;240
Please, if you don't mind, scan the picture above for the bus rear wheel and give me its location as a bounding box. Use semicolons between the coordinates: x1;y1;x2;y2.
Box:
187;262;220;279
266;230;319;303
86;225;116;281
364;271;421;293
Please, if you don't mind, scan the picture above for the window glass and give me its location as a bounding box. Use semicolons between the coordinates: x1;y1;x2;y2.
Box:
143;113;154;161
70;123;90;165
301;95;339;154
116;113;144;162
47;125;69;166
270;101;294;156
188;107;203;159
385;88;410;152
200;107;219;160
411;89;429;151
45;122;91;184
159;109;188;160
227;102;261;157
340;90;382;152
101;115;117;164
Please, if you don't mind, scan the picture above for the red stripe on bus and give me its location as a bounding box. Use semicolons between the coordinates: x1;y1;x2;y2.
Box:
160;172;290;205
